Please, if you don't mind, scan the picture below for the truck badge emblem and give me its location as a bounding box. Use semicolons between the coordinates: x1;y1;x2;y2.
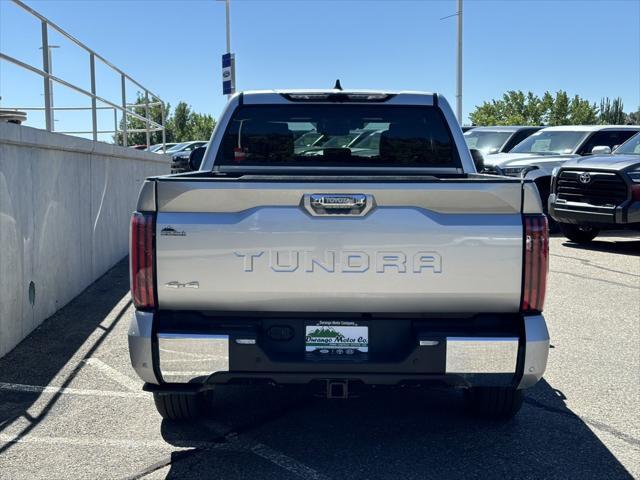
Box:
310;194;366;209
164;281;199;289
579;173;592;184
160;226;186;236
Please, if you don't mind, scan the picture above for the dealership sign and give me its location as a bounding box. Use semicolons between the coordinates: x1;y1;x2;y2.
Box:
222;53;236;95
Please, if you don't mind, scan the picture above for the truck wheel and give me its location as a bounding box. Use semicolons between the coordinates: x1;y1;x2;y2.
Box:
153;392;206;420
559;223;599;243
465;386;523;420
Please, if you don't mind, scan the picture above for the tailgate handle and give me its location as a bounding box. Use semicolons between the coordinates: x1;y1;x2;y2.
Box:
303;194;374;216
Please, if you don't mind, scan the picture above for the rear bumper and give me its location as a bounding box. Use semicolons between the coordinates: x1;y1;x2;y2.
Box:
128;311;549;390
548;194;640;226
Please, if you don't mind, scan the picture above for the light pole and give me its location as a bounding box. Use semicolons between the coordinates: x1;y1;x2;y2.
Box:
225;0;231;56
456;0;463;124
441;1;463;124
219;0;236;99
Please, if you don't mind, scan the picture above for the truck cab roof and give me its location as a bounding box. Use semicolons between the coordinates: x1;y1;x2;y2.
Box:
201;89;474;173
236;89;437;106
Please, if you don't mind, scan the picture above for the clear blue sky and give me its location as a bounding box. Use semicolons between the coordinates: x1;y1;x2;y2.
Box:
1;0;639;142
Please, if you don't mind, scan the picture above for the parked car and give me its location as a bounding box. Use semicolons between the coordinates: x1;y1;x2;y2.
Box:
295;129;381;156
171;142;209;173
129;89;550;422
146;143;177;153
129;145;148;150
464;126;542;156
294;131;325;149
166;140;208;154
167;141;208;172
486;125;640;220
549;132;640;242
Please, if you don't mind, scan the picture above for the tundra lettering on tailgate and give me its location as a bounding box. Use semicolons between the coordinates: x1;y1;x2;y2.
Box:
234;250;442;273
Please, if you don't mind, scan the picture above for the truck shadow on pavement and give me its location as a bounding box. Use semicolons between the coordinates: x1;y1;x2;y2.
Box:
561;238;640;257
552;230;640;257
158;380;634;480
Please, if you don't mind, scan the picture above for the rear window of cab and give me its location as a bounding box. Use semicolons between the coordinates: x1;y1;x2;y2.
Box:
215;104;461;169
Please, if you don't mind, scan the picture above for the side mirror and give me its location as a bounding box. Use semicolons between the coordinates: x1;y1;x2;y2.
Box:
591;145;611;155
469;148;485;172
188;146;206;171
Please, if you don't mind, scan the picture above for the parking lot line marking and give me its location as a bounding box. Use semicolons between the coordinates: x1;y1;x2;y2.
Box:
0;432;228;450
550;253;639;278
251;443;331;480
0;382;147;399
550;269;638;289
524;398;640;447
83;358;141;391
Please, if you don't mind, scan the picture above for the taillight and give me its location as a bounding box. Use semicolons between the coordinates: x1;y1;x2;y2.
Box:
631;184;640;201
130;212;156;309
522;215;548;313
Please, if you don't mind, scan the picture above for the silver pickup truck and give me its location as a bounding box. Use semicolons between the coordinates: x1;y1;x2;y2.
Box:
128;89;550;421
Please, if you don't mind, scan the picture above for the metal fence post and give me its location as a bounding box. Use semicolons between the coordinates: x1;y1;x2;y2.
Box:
113;108;118;143
145;91;150;148
121;74;127;147
40;20;53;131
89;53;97;141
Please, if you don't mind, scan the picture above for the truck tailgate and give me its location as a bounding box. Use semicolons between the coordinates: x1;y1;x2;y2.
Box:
154;180;525;313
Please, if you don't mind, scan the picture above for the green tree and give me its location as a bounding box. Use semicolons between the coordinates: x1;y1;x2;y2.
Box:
470;90;599;126
115;96;216;146
501;90;526;125
599;97;626;124
569;96;597;124
549;90;570;125
163;101;216;143
168;102;192;142
468;100;502;126
539;91;555;124
524;91;544;125
115;93;171;146
188;112;216;140
626;107;640;125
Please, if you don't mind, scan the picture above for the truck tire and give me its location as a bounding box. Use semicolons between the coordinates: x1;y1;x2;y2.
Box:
153;392;205;420
465;386;523;420
559;223;599;243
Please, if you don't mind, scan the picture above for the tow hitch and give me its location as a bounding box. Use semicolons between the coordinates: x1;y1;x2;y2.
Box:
325;380;350;399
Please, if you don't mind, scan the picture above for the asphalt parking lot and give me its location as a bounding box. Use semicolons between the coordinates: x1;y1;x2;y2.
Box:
0;233;638;480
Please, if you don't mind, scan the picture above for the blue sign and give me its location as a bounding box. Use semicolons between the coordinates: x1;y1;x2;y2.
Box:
222;53;235;95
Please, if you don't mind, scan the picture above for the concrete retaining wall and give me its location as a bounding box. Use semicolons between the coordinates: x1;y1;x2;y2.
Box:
0;123;169;357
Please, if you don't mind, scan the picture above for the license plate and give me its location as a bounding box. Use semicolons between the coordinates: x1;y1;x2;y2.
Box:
305;321;368;353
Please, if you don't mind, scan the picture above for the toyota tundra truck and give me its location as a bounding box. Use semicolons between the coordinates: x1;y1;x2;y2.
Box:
128;89;550;421
549;132;640;242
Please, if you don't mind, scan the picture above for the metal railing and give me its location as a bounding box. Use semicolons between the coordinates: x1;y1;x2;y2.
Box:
0;0;166;148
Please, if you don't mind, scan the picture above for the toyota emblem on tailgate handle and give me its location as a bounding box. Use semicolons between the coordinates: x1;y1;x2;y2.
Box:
304;194;374;216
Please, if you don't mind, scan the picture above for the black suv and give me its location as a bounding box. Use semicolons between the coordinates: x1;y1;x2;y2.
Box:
549;132;640;243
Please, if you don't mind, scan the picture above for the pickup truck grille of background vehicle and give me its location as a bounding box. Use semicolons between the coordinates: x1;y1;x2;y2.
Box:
556;171;628;207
